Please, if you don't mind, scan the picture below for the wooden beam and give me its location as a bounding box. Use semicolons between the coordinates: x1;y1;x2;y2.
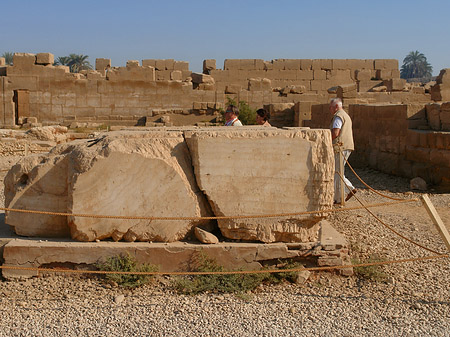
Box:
421;194;450;252
339;151;345;206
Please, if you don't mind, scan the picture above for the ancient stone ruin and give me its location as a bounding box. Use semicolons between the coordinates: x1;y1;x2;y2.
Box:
5;127;333;243
1;52;449;279
0;53;430;129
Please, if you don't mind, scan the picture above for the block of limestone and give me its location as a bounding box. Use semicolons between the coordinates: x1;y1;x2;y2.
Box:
5;153;70;237
5;130;213;242
186;127;334;243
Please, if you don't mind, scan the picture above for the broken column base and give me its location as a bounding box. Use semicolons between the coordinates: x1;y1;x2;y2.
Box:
1;221;352;280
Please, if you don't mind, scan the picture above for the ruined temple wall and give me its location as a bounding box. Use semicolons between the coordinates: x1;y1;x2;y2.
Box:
1;55;200;126
207;58;400;93
351;104;450;186
0;53;434;128
303;102;450;187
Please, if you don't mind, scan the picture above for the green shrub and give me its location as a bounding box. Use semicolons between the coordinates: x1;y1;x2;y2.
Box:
173;252;267;294
97;253;158;288
266;260;305;283
352;256;388;281
173;253;304;294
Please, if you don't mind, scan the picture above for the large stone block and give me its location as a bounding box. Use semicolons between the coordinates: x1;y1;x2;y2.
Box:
337;83;357;99
300;59;312;70
248;77;271;91
203;59;216;73
383;78;406;91
191;72;215;84
5;154;70;237
431;84;450;101
374;59;398;70
426;103;441;130
312;59;332;71
106;65;155;82
12;53;36;69
5;131;213;242
186;128;334;243
224;59;240;70
283;59;300;70
294;101;316;126
36;53;54;65
355;69;373;81
142;59;156;68
436;68;450;85
174;61;189;71
170;70;182;81
95;58;111;74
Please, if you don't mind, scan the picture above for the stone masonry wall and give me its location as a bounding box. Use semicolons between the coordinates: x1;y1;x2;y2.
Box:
305;102;450;188
0;53;433;128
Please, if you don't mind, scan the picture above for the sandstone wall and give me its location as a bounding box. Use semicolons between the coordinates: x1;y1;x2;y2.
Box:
304;102;450;188
209;58;400;94
431;69;450;101
0;53;433;129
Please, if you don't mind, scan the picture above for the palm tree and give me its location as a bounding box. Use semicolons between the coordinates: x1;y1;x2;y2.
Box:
54;56;71;66
1;52;14;65
67;54;92;73
400;51;433;80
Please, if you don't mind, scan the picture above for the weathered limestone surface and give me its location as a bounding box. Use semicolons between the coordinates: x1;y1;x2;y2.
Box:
5;128;335;243
187;128;334;243
66;131;213;242
5;131;213;242
5;154;69;237
194;227;219;244
26;126;68;142
2;219;351;279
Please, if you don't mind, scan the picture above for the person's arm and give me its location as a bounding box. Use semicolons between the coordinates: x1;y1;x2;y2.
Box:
331;128;340;140
331;116;342;140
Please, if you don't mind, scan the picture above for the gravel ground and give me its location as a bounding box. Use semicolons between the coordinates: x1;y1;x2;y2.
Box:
0;151;449;336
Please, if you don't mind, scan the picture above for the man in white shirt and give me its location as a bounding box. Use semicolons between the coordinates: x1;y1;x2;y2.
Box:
224;105;243;126
330;98;356;203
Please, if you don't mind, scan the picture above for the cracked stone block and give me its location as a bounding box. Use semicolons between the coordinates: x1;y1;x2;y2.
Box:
187;128;334;243
5;131;213;242
66;131;213;242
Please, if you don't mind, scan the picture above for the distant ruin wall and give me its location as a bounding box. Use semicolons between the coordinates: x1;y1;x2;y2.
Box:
209;58;400;93
0;53;435;128
305;102;450;187
1;53;445;131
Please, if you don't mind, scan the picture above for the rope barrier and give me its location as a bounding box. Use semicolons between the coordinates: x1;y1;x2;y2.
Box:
0;149;49;154
335;170;443;255
0;199;418;221
344;158;406;201
0;149;447;279
0;254;447;276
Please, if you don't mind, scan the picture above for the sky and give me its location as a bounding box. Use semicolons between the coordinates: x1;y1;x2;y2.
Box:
0;0;448;75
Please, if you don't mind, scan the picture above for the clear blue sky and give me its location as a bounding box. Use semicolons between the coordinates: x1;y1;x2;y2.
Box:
0;0;448;75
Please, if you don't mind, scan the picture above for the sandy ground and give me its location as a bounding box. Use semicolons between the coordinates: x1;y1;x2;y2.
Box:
0;148;449;336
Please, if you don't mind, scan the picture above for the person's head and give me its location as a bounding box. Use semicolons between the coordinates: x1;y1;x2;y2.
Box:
256;108;270;125
225;105;239;120
329;98;343;114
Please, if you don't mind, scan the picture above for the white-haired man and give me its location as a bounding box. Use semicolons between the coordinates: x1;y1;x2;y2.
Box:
329;98;356;203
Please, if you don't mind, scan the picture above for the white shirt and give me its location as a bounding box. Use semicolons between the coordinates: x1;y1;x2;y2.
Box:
225;117;243;126
332;116;343;129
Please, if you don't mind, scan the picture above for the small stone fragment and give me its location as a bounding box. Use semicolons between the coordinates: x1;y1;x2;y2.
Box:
194;227;219;244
